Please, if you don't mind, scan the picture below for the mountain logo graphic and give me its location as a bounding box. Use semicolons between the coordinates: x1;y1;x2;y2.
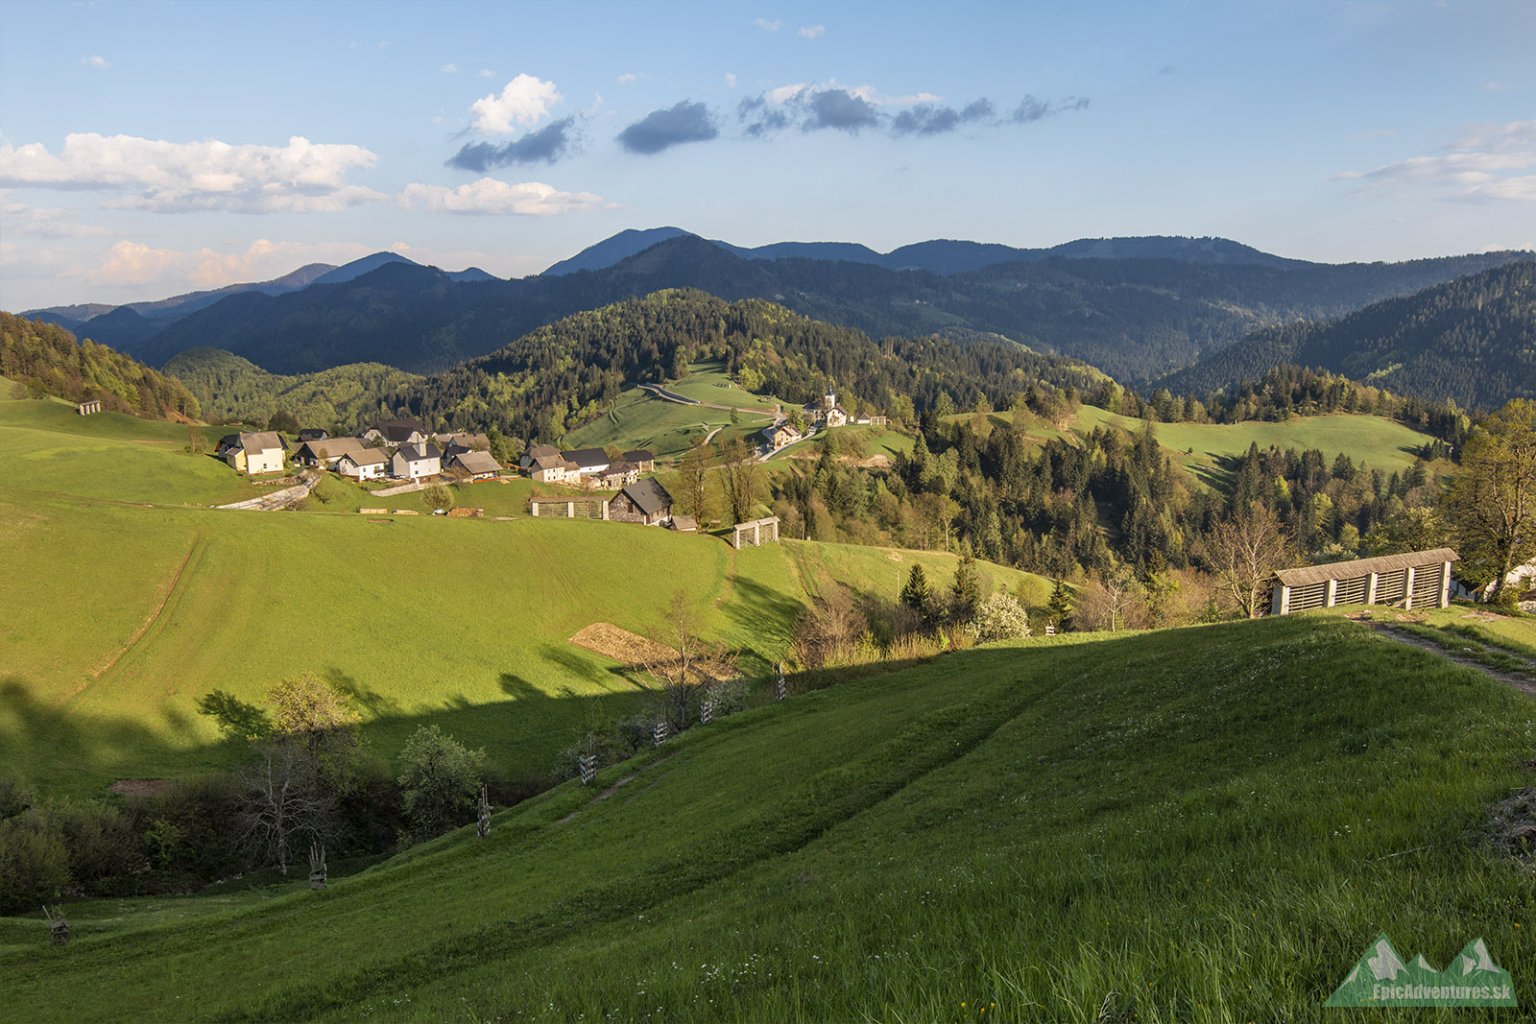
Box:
1326;932;1518;1007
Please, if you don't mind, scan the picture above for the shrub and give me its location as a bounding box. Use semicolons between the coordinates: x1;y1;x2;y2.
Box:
971;592;1031;643
0;776;33;820
422;484;454;512
398;726;485;843
0;812;71;912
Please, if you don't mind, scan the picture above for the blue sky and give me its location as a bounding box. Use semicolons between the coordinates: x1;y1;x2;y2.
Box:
1;0;1532;309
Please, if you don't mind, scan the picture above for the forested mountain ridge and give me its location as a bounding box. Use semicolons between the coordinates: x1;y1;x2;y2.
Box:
1157;261;1536;409
162;348;424;432
94;234;1533;382
0;312;201;420
382;289;1103;442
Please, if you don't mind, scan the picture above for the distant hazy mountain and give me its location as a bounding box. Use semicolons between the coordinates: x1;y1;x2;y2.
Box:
543;228;1312;277
309;252;421;286
447;267;499;283
115;232;1533;382
541;227;693;275
1156;261;1536;409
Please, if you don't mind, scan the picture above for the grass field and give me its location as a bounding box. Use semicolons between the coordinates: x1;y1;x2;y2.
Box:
1075;406;1433;486
564;363;779;460
4;614;1532;1021
1;401;1048;796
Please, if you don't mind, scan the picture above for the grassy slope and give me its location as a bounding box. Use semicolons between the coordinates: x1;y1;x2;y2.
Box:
1074;406;1432;483
1;406;1045;795
4;615;1532;1022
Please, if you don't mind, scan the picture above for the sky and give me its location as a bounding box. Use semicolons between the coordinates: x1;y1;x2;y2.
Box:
1;0;1533;310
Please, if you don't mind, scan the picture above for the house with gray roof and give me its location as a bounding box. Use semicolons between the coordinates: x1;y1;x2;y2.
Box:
610;477;673;526
390;442;442;480
337;448;389;481
449;450;503;481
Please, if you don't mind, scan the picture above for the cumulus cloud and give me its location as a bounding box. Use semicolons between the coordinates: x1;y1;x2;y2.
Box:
447;118;576;170
81;55;110;70
89;240;185;286
398;177;605;215
797;24;825;39
477;68;496;79
440;62;460;74
617;101;718;154
0;133;384;213
805;88;880;132
470;74;562;133
80;238;379;290
1336;119;1536;202
739;84;1088;139
754;17;782;31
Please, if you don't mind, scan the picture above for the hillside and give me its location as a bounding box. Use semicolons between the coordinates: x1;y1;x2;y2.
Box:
163;348;424;433
1159;262;1536;409
0;396;1049;795
388;289;1102;442
3;614;1532;1020
88;234;1534;381
0;311;200;421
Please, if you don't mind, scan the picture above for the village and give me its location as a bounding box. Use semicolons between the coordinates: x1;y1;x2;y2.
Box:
211;414;785;548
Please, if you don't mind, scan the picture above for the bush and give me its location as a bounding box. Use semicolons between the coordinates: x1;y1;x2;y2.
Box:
0;812;71;912
397;726;485;843
971;592;1031;643
422;484;454;512
0;776;33;820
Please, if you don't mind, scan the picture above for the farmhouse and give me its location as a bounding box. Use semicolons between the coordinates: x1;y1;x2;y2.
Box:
622;449;656;473
364;419;429;448
610;478;673;526
297;428;329;442
390;442;442;480
336;448;389;480
221;431;286;475
292;437;372;470
449;450;503;481
521;444;576;483
562;448;610;477
437;432;490;461
765;423;802;449
595;461;640;489
1268;548;1458;615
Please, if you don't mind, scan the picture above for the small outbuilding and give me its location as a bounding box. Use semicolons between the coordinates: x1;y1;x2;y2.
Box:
1268;548;1458;615
449;450;503;481
611;478;673;526
731;516;781;549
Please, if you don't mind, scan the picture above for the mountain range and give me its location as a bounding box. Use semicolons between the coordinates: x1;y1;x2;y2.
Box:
1158;261;1536;410
14;229;1533;395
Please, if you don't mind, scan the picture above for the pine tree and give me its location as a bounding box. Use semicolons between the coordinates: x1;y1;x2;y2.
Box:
1047;577;1074;631
901;564;931;619
949;553;982;624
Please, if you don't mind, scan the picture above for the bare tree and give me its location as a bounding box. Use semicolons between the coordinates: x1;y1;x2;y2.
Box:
1445;399;1536;601
640;592;736;732
236;739;336;877
1203;503;1292;619
722;439;760;524
678;443;713;521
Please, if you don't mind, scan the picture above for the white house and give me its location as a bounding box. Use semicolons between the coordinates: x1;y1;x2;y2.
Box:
804;392;848;429
390;442;442;480
223;431;286;475
337;449;389;481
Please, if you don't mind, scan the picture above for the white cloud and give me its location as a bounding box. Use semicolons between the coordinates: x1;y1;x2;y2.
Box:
0;133;384;213
440;62;460;74
477;68;496;79
753;17;782;31
724;72;738;88
398;177;604;216
87;240;186;286
616;72;639;85
1336;119;1536;202
470;74;562;133
760;80;940;108
797;24;825;39
79;238;377;291
81;55;110;70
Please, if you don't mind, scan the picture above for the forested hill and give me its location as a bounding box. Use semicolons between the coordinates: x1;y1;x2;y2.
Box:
88;234;1532;383
1157;261;1536;410
386;289;1104;442
0;312;200;420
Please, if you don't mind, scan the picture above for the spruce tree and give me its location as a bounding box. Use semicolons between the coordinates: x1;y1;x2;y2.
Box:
1047;577;1074;631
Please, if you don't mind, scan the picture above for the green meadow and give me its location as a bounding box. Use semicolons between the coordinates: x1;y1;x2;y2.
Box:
3;615;1532;1021
0;397;1046;796
564;363;779;459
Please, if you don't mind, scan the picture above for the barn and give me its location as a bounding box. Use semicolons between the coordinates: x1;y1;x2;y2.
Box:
1268;548;1458;615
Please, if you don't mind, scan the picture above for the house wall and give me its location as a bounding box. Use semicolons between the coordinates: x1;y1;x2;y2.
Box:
246;449;283;474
